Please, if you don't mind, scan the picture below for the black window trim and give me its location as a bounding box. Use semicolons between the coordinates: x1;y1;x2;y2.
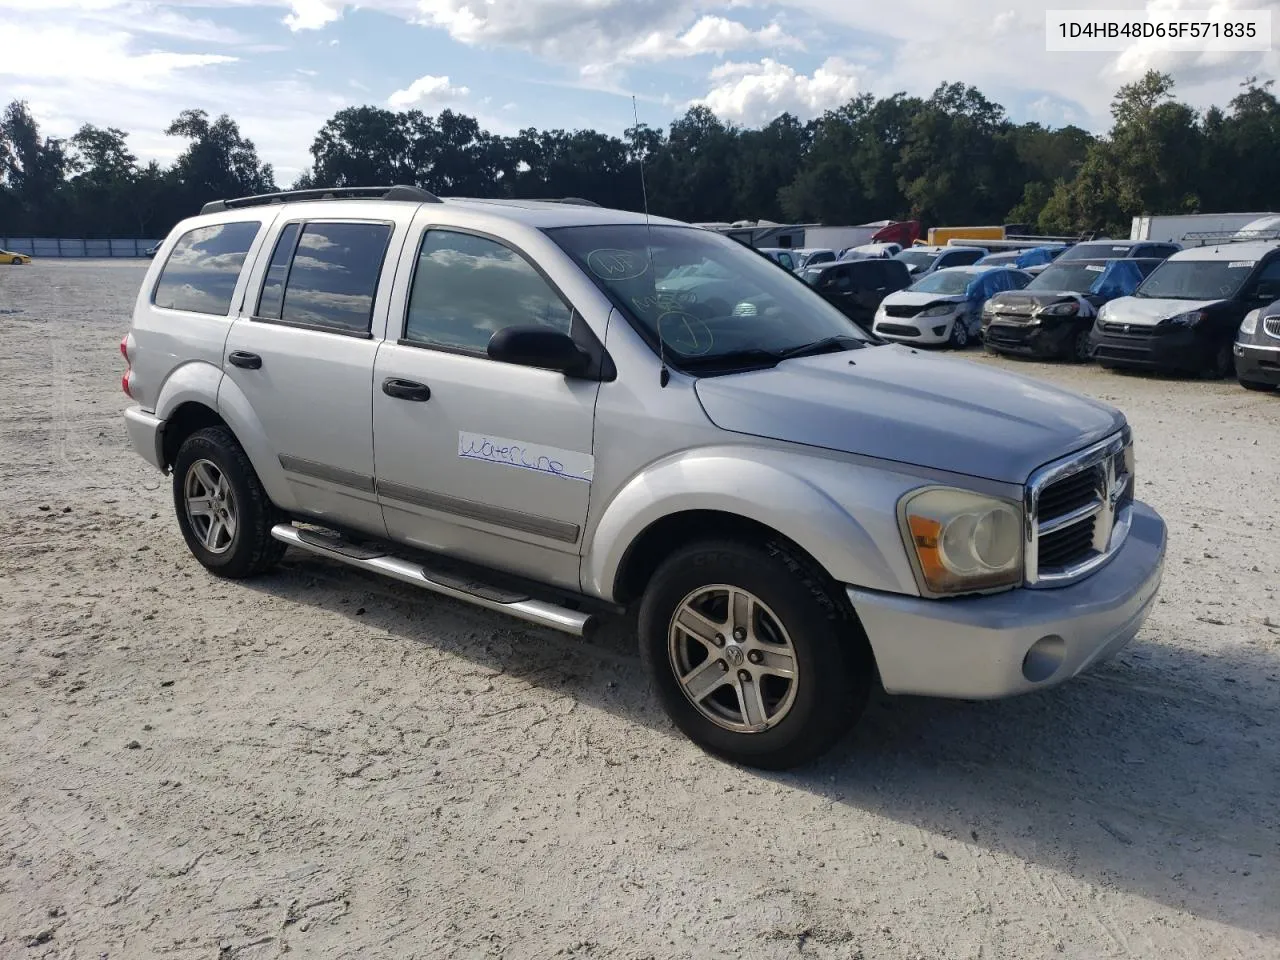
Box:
254;220;303;320
149;219;264;317
248;216;395;339
395;223;614;381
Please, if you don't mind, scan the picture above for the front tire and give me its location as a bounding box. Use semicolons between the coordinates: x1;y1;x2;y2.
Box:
1201;342;1234;380
172;426;286;579
1067;327;1093;363
638;539;873;770
948;319;970;349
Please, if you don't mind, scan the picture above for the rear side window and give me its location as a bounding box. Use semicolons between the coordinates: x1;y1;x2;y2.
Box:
777;252;795;270
261;221;392;334
884;260;912;289
403;230;573;353
153;221;261;316
946;249;985;267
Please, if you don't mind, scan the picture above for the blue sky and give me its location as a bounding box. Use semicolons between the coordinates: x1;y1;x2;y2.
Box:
1;0;1276;184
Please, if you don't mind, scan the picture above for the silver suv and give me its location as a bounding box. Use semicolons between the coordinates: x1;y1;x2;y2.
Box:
122;185;1167;769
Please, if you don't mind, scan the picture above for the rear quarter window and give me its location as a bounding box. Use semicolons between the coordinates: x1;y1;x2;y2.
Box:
152;221;262;316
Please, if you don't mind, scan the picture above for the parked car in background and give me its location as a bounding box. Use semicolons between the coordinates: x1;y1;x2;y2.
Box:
874;265;1032;348
800;257;913;326
144;243;162;258
1090;241;1280;377
792;248;836;271
1234;298;1280;391
977;245;1069;275
121;185;1166;769
1;249;32;264
756;247;799;270
982;258;1162;362
839;242;901;261
892;244;987;279
1058;239;1181;263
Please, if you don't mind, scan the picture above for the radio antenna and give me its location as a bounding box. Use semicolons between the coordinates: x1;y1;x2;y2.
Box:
633;95;669;387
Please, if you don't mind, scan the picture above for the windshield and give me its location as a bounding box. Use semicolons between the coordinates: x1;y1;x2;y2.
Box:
1136;259;1254;300
1027;261;1110;293
894;250;936;270
1059;242;1134;261
907;270;975;295
546;224;874;368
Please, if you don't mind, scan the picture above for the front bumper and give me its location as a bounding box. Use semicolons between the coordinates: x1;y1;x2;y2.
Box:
1234;342;1280;386
846;500;1166;699
124;405;166;472
874;314;955;345
1089;323;1206;372
983;318;1077;357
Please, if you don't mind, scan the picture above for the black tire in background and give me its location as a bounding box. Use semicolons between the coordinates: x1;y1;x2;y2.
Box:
172;426;286;579
1239;378;1276;392
638;538;874;770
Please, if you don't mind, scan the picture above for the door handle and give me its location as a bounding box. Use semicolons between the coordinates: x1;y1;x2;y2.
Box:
382;378;431;402
228;351;262;370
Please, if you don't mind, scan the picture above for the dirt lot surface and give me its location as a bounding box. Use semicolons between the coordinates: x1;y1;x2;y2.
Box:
0;259;1277;959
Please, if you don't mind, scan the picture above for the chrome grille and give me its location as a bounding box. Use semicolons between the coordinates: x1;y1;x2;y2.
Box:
1025;431;1134;587
1264;315;1280;340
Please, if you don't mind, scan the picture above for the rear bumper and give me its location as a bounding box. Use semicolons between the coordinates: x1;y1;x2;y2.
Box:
846;501;1166;699
1234;342;1280;386
124;405;166;472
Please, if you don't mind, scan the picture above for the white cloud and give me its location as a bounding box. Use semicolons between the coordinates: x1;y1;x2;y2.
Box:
626;15;801;61
283;0;343;31
387;74;470;108
696;56;862;124
0;24;236;85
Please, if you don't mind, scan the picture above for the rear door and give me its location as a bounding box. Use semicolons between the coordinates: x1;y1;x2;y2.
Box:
846;261;887;323
222;215;405;534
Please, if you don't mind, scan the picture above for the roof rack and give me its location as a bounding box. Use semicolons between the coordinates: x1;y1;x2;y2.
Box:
542;197;600;207
200;184;442;215
1180;228;1280;244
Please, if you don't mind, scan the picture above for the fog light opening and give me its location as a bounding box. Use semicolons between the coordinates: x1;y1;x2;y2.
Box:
1022;634;1066;684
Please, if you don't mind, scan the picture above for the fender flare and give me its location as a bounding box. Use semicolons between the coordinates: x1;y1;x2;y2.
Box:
153;359;224;422
215;374;298;510
583;451;914;601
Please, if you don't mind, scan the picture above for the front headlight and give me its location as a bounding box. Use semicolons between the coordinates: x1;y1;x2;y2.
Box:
919;304;954;318
1038;301;1079;317
1241;309;1260;335
900;487;1023;596
1162;310;1205;328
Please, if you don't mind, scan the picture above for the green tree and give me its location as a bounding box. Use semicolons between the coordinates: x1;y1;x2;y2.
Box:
166;109;275;211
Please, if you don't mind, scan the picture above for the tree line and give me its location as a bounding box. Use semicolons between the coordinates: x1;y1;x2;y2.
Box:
2;70;1278;241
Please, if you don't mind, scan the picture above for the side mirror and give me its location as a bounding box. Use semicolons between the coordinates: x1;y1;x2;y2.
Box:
1253;284;1280;303
488;325;590;376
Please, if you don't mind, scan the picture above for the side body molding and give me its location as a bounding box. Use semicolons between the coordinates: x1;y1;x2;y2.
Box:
583;448;923;602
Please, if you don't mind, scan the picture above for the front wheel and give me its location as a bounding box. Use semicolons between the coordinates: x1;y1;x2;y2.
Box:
948;320;971;349
1201;342;1234;380
1068;327;1093;363
172;426;286;579
638;539;873;770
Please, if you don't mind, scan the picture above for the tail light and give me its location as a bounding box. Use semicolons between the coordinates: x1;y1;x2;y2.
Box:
121;333;133;398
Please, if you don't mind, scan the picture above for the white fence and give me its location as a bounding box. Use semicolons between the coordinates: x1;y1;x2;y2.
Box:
1;237;162;258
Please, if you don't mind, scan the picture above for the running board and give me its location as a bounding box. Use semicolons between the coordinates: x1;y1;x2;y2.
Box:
270;524;596;638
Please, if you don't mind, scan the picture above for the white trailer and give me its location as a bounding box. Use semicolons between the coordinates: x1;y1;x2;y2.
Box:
1130;212;1280;245
802;225;881;251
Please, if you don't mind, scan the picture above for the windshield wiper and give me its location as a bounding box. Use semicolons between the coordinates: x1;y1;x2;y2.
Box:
776;335;869;360
679;348;784;372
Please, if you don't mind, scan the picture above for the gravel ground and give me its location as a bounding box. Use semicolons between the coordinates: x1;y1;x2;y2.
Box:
1;259;1278;959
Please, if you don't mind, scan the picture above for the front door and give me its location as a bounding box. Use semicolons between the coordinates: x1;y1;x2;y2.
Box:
222;217;400;534
371;226;599;591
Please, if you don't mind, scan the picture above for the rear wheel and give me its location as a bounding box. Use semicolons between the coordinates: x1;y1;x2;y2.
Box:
172;426;286;579
638;538;873;770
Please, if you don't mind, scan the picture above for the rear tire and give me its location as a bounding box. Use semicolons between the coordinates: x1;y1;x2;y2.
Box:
638;538;873;770
172;426;286;579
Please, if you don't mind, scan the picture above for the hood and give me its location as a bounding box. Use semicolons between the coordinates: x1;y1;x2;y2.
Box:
694;345;1125;484
882;289;965;307
1103;295;1222;327
987;290;1095;317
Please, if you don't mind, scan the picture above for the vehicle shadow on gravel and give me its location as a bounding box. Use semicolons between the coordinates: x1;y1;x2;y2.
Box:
246;558;1279;941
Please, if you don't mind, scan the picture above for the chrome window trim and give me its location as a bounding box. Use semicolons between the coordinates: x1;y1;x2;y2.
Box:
1024;428;1132;588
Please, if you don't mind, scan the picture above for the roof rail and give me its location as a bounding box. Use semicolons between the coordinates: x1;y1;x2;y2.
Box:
543;197;600;207
200;184;442;215
1180;228;1280;244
